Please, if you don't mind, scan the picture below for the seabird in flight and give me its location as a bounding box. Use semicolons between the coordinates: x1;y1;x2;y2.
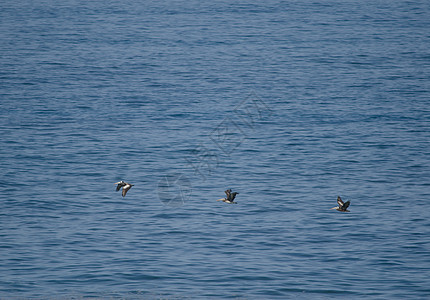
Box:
217;189;239;204
331;196;350;212
115;181;134;197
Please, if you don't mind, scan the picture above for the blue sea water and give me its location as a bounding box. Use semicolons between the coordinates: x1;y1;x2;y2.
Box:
1;0;430;298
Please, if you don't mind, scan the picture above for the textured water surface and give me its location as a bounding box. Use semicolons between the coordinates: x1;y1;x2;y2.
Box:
1;0;430;299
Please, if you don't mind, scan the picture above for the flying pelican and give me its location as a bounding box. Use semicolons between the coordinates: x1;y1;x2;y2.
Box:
217;189;239;204
331;196;350;212
115;181;134;197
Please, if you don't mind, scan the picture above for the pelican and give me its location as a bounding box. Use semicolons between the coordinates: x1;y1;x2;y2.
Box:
217;189;239;204
115;181;134;197
331;196;350;212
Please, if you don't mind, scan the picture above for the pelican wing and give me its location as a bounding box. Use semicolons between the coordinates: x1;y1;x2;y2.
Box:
337;196;344;207
342;200;350;210
230;192;239;201
122;186;130;197
116;184;122;191
224;189;231;200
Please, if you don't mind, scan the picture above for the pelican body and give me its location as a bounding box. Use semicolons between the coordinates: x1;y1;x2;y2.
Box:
115;181;134;197
331;196;350;212
217;189;239;204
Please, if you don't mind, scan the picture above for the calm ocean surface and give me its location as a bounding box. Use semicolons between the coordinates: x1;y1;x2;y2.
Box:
1;0;430;299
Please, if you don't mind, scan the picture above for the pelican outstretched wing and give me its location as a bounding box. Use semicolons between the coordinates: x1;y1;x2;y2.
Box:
342;200;350;210
122;184;133;197
224;189;232;200
230;192;239;201
337;196;344;207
